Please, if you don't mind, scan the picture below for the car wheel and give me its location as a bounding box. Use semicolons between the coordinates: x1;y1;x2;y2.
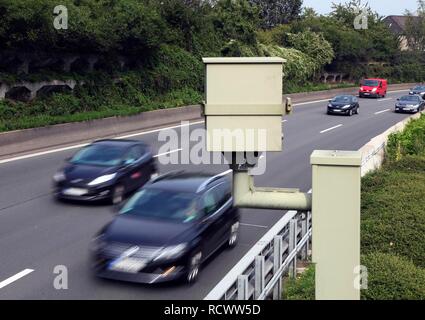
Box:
186;251;202;284
356;107;359;115
348;109;353;116
227;221;240;248
111;184;125;205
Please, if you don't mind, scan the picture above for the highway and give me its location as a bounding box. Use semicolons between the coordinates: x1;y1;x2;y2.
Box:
0;90;413;299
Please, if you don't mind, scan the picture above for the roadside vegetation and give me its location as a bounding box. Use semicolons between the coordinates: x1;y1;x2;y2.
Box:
1;0;425;132
285;114;425;300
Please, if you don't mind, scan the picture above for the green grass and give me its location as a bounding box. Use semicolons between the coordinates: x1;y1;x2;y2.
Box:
283;265;315;300
285;115;425;300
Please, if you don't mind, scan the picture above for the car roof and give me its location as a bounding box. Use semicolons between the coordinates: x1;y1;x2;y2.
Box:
147;171;230;194
334;95;354;98
401;94;420;98
91;139;146;148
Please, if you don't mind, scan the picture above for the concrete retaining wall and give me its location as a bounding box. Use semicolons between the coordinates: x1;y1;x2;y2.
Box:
0;83;416;159
359;110;424;176
0;105;201;158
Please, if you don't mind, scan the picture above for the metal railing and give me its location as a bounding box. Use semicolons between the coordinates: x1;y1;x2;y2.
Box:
204;210;312;300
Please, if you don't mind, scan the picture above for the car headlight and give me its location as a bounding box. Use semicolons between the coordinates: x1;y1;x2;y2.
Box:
88;173;117;186
327;104;332;107
410;91;414;94
154;244;188;261
372;88;377;92
53;171;66;182
342;105;351;109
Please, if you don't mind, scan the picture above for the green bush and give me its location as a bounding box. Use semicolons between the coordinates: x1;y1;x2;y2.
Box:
386;114;425;162
361;253;425;300
361;156;425;268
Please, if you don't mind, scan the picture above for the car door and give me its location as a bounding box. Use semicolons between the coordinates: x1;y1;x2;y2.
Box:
121;146;146;191
198;185;229;258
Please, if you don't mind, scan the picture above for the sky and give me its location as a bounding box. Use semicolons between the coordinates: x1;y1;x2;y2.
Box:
302;0;419;16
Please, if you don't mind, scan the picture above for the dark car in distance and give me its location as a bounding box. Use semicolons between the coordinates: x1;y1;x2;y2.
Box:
409;85;425;99
327;95;360;116
53;139;157;204
91;171;240;284
395;95;425;113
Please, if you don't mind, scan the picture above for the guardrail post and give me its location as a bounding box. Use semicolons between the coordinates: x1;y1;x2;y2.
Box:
307;211;312;256
272;235;283;300
254;256;265;299
237;275;249;300
301;212;308;260
288;218;298;278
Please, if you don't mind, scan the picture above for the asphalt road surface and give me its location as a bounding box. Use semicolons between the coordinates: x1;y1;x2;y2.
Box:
0;90;414;299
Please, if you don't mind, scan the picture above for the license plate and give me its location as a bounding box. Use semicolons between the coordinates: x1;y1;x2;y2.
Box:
364;93;370;95
109;257;146;273
63;188;88;196
333;109;341;112
404;107;411;111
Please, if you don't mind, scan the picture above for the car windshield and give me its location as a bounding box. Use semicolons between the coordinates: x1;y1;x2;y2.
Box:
120;189;200;223
71;144;125;166
332;96;352;103
400;96;419;102
413;86;425;91
362;80;379;86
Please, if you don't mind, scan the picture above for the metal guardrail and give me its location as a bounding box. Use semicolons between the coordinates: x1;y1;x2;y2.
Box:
204;209;312;300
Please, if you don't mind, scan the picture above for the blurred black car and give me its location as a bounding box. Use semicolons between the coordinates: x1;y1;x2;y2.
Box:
91;171;240;284
395;95;425;113
409;85;425;99
327;95;359;116
53;139;157;204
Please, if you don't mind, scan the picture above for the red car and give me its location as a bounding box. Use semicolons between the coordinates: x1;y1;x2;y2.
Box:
359;78;387;98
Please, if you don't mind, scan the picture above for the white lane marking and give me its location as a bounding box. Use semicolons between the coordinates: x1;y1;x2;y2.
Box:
0;269;34;289
153;149;182;158
116;120;204;139
375;109;390;115
0;121;204;165
0;143;89;165
377;98;392;102
240;223;268;229
320;124;343;134
293;99;330;106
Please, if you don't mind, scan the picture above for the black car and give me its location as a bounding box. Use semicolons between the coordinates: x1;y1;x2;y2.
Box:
91;171;240;284
395;95;425;113
53;139;157;204
327;95;360;116
409;85;425;98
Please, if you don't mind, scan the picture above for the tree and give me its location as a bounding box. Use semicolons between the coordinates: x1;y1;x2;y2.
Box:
250;0;302;29
405;0;425;52
213;0;260;46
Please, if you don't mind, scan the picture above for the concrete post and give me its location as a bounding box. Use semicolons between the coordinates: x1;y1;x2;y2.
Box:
311;150;362;300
